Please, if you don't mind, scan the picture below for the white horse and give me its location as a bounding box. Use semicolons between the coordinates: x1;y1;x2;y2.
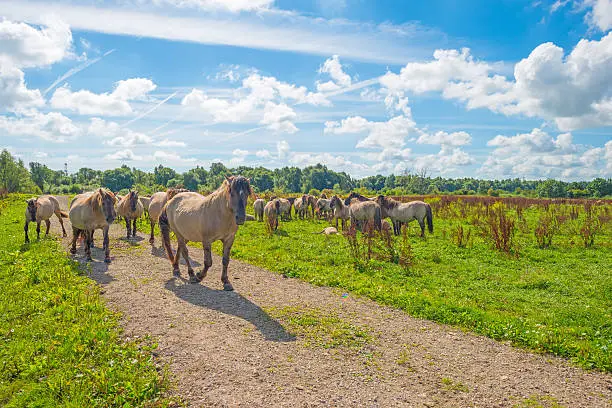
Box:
376;195;433;236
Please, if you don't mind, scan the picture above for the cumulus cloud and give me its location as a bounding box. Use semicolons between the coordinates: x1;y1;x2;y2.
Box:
154;138;186;147
0;59;44;113
381;33;612;131
481;128;610;179
105;149;142;161
417;130;472;146
50;78;157;116
324;115;417;150
316;55;351;92
584;0;612;32
87;118;153;147
0;111;80;142
261;102;298;133
153;150;196;163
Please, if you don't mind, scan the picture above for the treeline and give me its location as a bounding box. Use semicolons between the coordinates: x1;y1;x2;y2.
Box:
1;149;610;198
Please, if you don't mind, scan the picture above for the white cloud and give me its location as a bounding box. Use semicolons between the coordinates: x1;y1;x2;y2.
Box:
290;151;369;174
87;118;153;147
481;128;610;179
154;138;187;147
153;150;196;163
324;115;417;150
0;111;80;142
261;102;298;133
277;140;290;159
417;130;472;146
316;55;351;92
0;59;44;113
105;149;142;161
51;78;157;116
255;149;272;158
0;18;72;68
146;0;275;12
584;0;612;32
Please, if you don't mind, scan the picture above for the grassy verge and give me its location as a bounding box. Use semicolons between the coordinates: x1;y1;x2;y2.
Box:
0;195;178;407
140;205;611;372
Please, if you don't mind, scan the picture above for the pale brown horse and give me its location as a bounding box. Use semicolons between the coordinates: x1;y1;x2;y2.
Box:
148;188;188;244
24;195;68;243
329;195;349;230
278;198;292;221
376;195;433;237
117;190;144;238
253;198;265;221
294;194;309;219
307;195;317;218
344;193;382;231
139;196;151;218
316;197;332;220
69;188;117;262
264;199;281;231
159;176;252;291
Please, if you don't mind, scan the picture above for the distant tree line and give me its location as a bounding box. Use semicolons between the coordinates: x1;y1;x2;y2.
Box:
1;149;610;198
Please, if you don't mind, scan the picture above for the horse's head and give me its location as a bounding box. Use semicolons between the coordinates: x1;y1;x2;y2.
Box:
98;188;117;224
26;198;38;220
344;192;358;206
375;194;387;208
128;190;139;212
226;175;252;225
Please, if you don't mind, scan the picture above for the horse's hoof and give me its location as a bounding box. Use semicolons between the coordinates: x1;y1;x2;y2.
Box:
149;238;154;245
188;275;200;284
86;257;93;262
104;257;111;264
62;234;67;237
173;269;181;277
70;248;76;254
223;283;234;291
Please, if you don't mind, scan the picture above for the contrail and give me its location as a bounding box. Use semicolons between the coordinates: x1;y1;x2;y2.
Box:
120;91;179;128
43;49;116;96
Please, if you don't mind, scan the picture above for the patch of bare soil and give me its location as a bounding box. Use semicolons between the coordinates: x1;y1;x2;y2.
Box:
51;199;610;407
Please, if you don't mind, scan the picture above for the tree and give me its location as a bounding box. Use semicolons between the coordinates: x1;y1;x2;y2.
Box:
76;167;101;185
29;162;53;192
536;179;567;198
0;150;33;193
154;165;178;187
102;165;134;192
587;178;611;197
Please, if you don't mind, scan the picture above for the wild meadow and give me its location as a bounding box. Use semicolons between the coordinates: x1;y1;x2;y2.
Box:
0;195;177;407
201;195;611;372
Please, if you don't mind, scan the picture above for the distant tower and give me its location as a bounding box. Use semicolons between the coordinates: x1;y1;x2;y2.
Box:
64;162;68;176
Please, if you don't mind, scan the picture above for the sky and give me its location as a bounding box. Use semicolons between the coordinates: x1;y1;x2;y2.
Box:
0;0;611;181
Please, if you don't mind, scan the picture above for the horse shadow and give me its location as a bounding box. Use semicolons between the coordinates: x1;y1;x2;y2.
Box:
71;245;114;285
164;278;295;343
150;244;202;267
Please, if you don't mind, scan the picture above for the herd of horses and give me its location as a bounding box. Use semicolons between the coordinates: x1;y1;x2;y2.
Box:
23;176;433;291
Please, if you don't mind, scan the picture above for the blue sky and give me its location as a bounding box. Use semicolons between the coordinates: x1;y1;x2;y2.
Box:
1;0;611;180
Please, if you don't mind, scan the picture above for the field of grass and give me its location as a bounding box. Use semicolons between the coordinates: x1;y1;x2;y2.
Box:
183;198;609;372
0;195;178;407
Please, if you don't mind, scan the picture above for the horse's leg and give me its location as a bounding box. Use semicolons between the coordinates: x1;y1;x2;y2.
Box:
171;239;182;276
36;221;41;240
418;218;425;238
56;212;67;237
177;238;195;280
24;220;30;243
70;228;79;254
132;218;137;237
220;237;235;291
45;219;51;236
149;220;155;244
196;243;212;282
103;226;111;263
85;230;93;261
125;217;131;238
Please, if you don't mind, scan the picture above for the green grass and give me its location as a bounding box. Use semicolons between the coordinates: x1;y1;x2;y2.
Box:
0;195;178;407
197;206;610;372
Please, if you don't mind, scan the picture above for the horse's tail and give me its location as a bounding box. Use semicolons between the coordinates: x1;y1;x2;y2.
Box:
374;206;382;231
59;210;68;218
158;208;174;262
425;203;433;233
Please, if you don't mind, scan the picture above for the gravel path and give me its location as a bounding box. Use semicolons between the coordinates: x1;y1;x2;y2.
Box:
51;198;610;407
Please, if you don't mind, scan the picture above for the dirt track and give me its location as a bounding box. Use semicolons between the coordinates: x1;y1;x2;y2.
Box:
52;197;611;407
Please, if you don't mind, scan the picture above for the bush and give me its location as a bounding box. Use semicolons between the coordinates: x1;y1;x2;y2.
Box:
451;224;472;248
480;202;518;256
308;188;321;196
534;212;559;248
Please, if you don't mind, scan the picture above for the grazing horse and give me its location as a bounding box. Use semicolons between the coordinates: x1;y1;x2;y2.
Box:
345;193;382;231
117;190;144;239
307;195;317;218
159;176;252;291
148;188;188;244
69;188;117;263
24;195;68;243
294;194;309;219
376;195;433;237
277;198;292;221
329;195;349;230
264;199;281;231
253;198;265;221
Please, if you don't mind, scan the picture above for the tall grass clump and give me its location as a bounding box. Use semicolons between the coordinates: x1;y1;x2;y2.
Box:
480;202;518;256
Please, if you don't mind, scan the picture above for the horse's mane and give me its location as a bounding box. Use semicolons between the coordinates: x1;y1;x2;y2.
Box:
85;189;116;212
209;176;253;203
331;195;344;208
377;195;399;209
166;188;189;200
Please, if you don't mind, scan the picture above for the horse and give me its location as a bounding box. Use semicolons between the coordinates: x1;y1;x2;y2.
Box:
159;176;252;291
293;194;309;219
329;195;349;230
264;199;281;231
278;198;292;221
139;196;151;218
376;195;433;237
148;188;188;244
316;197;333;220
117;190;144;239
69;188;117;263
24;195;68;243
345;193;382;231
307;195;317;218
253;198;265;221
